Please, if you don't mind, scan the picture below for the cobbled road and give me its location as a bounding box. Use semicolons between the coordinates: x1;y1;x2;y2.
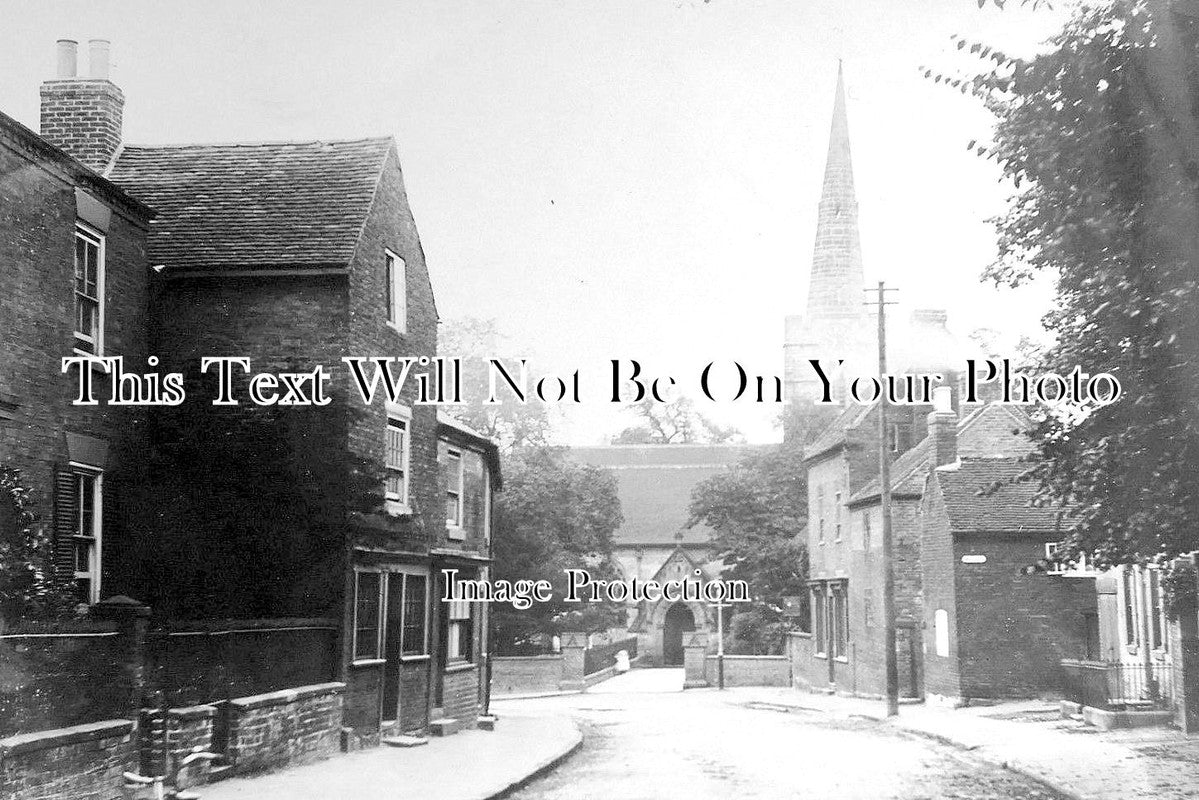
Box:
494;669;1066;800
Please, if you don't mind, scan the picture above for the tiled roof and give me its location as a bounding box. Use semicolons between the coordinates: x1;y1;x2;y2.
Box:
847;403;1033;505
566;444;768;546
936;457;1064;533
108;138;392;271
804;403;873;461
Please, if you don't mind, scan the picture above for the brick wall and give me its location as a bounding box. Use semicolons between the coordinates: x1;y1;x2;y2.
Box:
224;682;344;774
0;135;151;601
138;704;215;777
704;655;791;686
921;474;962;699
439;667;479;723
953;534;1094;700
399;661;429;732
39;79;124;172
491;655;564;696
0;619;126;737
0;719;136;800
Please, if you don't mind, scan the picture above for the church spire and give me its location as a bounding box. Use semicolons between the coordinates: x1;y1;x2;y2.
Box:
805;63;865;321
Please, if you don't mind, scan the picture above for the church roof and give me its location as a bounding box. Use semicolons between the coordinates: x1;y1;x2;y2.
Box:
566;444;767;546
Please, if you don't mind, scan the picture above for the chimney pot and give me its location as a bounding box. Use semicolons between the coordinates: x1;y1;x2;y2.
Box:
932;385;953;414
55;39;78;79
88;39;111;80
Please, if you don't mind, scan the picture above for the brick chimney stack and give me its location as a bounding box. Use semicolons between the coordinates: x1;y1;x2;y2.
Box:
927;386;958;467
40;39;124;172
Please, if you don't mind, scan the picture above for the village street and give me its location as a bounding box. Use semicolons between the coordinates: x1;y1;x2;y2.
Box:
494;670;1064;800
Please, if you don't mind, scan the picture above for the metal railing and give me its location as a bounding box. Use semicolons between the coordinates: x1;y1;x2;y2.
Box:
1062;658;1177;710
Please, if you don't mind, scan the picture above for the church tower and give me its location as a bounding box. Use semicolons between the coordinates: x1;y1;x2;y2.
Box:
784;65;873;422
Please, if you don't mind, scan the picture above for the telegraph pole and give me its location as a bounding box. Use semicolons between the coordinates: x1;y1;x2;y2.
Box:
866;281;899;717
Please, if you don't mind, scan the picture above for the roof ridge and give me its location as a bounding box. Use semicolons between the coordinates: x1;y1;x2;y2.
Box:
121;136;394;150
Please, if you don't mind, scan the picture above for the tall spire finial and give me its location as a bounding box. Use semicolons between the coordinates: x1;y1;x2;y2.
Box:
804;63;864;321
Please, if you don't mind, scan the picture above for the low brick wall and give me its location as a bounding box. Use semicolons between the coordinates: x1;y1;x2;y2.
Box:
225;682;344;774
139;703;217;777
705;655;792;687
0;719;136;800
491;655;563;695
441;666;480;723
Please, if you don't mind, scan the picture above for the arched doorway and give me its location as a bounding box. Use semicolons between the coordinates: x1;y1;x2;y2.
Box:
662;602;695;666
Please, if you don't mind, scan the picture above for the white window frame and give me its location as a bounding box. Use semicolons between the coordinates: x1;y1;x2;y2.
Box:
385;249;407;334
352;569;384;664
73;224;105;356
384;404;412;513
392;569;430;659
70;463;102;604
482;465;492;544
445;446;464;537
834;491;843;542
446;591;473;663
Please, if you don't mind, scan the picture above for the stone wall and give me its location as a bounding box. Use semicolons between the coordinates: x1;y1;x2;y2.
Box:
491;655;564;696
0;719;136;800
705;655;791;687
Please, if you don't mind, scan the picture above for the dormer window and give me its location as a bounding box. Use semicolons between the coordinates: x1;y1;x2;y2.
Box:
74;225;104;354
385;250;407;333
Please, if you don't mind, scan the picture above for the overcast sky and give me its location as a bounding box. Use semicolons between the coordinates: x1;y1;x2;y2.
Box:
1;0;1072;443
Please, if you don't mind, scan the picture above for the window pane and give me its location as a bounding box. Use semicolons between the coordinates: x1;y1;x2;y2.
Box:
402;574;426;655
354;572;381;660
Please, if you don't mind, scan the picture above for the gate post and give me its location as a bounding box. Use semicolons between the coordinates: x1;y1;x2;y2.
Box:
92;595;152;720
683;632;709;689
1171;555;1199;733
558;631;587;691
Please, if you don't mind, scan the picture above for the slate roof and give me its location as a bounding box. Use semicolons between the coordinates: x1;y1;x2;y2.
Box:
936;457;1064;533
108;138;392;271
566;444;768;546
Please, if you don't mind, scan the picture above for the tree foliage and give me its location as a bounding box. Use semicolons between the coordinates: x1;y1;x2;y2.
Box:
491;447;624;651
0;467;74;625
612;396;740;444
687;440;808;653
956;0;1199;566
439;317;553;451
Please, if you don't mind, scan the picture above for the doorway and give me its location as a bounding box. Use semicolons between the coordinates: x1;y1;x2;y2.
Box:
662;602;695;666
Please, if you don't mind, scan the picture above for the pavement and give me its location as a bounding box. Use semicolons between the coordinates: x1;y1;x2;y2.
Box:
195;714;581;800
729;685;1199;800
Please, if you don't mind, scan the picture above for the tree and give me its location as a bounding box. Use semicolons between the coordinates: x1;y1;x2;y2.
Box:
491;447;624;652
0;467;73;624
611;396;740;444
687;440;808;653
955;1;1199;571
439;317;553;451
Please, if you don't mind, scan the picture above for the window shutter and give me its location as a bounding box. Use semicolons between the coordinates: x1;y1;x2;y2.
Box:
102;474;120;597
52;467;77;585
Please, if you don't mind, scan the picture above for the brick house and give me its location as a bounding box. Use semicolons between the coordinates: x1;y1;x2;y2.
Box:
791;388;1033;698
1;38;500;795
0;53;154;607
919;456;1092;705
